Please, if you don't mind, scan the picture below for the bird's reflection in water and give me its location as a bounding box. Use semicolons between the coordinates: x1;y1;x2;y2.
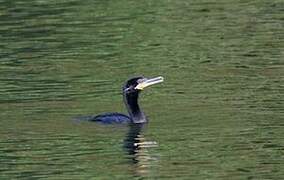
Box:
124;123;159;177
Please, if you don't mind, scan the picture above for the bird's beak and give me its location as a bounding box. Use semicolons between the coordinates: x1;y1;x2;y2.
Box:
135;76;164;90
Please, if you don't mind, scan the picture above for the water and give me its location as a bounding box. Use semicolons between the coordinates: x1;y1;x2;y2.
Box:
0;0;283;179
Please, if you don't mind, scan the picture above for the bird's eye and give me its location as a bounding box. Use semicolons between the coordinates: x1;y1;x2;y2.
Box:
124;87;132;92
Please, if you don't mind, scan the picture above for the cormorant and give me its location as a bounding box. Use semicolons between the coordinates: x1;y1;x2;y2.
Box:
88;76;164;124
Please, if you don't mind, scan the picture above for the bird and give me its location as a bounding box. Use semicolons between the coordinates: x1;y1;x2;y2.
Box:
85;76;164;124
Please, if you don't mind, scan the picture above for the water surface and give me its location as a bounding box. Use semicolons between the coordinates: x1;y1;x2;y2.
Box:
0;0;283;179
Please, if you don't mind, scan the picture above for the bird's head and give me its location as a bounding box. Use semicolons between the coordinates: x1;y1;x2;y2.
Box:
123;76;164;95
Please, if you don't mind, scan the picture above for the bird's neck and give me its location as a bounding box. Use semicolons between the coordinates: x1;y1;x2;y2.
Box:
124;93;146;123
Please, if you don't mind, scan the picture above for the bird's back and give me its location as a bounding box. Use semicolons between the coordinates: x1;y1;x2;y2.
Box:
88;113;131;124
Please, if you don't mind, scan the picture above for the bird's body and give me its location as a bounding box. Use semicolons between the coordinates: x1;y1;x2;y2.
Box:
90;113;131;124
80;76;163;124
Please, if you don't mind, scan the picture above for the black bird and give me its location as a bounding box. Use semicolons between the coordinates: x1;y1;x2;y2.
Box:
88;76;164;124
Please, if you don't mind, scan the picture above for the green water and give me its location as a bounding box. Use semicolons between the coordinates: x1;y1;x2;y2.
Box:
0;0;283;179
